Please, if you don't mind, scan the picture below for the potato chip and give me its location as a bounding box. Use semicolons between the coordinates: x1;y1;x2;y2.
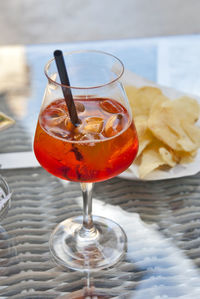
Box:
138;143;166;178
178;150;197;164
172;96;200;123
125;86;162;117
137;130;153;157
148;100;198;152
134;115;148;137
149;94;169;112
148;100;180;150
159;147;176;167
125;85;138;100
133;114;154;157
180;121;200;147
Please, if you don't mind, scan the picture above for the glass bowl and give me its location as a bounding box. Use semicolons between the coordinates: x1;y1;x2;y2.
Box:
0;175;11;220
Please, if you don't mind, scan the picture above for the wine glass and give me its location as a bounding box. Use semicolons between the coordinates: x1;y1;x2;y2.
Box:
34;50;138;271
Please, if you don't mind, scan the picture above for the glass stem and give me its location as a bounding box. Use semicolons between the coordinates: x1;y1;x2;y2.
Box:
80;182;94;230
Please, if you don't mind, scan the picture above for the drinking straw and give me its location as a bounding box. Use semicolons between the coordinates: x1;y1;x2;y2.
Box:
54;50;80;126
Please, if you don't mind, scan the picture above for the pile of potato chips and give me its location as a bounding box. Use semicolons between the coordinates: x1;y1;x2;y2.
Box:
125;85;200;179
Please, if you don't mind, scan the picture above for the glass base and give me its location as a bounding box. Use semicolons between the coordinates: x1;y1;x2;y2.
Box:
49;215;127;271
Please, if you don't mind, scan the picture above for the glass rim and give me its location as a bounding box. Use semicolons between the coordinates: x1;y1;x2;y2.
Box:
44;49;124;90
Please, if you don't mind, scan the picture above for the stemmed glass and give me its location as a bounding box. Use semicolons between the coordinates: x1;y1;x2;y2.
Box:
34;50;138;271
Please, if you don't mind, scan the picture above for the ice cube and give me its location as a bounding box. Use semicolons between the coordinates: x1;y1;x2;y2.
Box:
44;107;69;128
100;99;122;114
83;117;104;134
64;117;75;131
49;127;69;138
46;114;66;126
104;114;123;137
74;132;89;141
45;107;66;124
75;102;85;113
75;132;101;141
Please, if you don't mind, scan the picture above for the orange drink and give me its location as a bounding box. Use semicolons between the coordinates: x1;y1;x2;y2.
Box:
34;97;138;183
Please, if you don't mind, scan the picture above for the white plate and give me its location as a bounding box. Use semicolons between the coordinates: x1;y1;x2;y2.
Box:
119;70;200;181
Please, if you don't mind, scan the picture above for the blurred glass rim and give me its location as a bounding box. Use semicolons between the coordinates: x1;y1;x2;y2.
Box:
44;49;125;90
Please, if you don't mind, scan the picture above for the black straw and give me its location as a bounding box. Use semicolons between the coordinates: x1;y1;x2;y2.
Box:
54;50;80;126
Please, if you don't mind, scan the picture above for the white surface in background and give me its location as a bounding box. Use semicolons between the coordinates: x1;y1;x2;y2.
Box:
157;39;200;96
0;152;39;169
